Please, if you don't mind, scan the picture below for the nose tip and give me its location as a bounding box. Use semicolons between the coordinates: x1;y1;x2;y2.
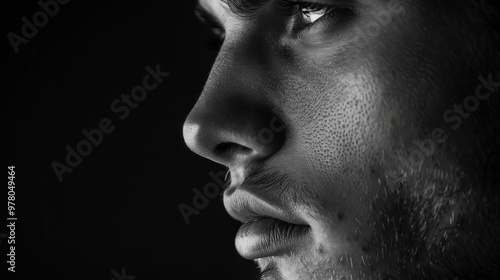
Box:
182;121;203;156
182;106;286;167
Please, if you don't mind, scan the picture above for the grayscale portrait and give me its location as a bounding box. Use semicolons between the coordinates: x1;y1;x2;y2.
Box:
183;0;500;279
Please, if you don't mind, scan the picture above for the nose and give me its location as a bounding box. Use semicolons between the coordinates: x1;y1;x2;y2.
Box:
183;94;285;168
183;53;285;168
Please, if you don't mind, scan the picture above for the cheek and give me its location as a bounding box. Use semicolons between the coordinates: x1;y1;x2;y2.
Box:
273;57;394;232
286;65;387;187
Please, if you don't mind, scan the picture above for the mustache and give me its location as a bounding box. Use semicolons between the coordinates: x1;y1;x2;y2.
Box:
223;165;297;197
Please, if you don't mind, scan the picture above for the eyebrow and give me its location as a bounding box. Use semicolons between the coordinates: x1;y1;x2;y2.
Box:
195;0;271;22
223;0;271;18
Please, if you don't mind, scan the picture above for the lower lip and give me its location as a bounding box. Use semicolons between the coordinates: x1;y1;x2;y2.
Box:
235;218;310;259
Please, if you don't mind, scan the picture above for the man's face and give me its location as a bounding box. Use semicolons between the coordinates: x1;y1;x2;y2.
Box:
184;0;494;279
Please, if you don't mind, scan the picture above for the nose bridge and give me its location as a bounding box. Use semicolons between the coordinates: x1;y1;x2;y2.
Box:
183;31;285;167
191;35;265;122
205;28;270;98
201;41;255;104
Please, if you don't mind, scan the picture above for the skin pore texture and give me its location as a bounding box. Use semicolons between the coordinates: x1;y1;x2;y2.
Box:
183;0;500;279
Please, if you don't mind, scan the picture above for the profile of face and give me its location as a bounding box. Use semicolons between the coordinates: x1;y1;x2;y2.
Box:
183;0;500;279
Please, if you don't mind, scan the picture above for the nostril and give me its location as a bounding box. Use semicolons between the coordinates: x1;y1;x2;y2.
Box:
213;142;253;158
184;104;287;166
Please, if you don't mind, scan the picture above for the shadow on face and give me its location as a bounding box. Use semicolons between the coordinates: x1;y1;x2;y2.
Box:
184;0;500;279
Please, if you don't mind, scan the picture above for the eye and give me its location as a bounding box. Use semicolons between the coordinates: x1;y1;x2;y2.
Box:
299;4;333;24
276;1;349;29
276;0;357;42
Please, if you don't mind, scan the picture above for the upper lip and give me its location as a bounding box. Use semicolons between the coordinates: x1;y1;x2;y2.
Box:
223;183;308;226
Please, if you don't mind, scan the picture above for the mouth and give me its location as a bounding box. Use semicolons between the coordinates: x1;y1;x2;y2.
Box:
235;217;310;259
223;169;311;260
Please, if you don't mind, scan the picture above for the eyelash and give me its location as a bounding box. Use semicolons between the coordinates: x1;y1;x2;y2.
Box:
276;0;359;40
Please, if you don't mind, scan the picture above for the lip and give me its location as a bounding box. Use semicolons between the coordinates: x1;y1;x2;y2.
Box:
224;184;310;259
235;217;310;259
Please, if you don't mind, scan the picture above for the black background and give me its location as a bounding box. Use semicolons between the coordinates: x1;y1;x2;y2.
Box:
3;0;258;279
